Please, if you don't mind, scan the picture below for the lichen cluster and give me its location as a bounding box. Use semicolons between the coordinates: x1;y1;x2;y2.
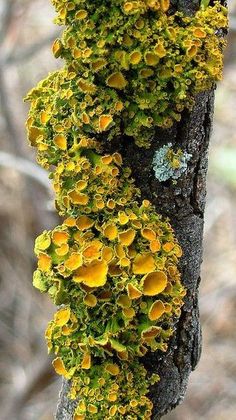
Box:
33;165;184;419
26;1;227;419
152;143;192;182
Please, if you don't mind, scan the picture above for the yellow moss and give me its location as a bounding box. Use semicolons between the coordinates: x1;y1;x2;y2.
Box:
78;79;96;94
141;228;156;241
160;0;170;12
154;42;167;58
52;231;69;246
55;243;69;256
64;217;76;227
69;191;89;205
117;294;131;308
88;404;98;413
118;211;129;225
130;51;142;65
103;224;118;240
35;231;51;251
150;239;161;253
52;39;62;58
91;58;107;72
76;215;94;231
76;180;88;191
83;240;102;259
84;294;97;307
109;405;118;416
105;364;120;376
75;10;88;20
193;27;207;38
122;307;135;318
145;52;159;66
101;246;114;262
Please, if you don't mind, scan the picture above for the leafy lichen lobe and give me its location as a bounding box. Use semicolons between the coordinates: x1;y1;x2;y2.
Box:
153;143;192;182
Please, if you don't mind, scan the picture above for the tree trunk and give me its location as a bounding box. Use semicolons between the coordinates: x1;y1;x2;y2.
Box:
56;1;226;418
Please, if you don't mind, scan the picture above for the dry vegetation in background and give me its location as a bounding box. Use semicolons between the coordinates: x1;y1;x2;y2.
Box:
0;1;235;419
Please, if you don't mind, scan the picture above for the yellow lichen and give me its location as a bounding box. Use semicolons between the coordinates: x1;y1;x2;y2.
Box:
54;134;67;150
106;72;127;90
142;271;168;296
99;115;113;131
132;253;156;274
148;300;166;321
27;0;227;417
54;307;71;326
73;260;108;287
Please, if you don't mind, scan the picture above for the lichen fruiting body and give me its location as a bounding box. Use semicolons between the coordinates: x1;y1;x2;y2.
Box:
26;1;227;418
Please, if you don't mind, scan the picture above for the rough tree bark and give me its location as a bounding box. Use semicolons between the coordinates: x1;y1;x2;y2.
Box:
56;1;226;419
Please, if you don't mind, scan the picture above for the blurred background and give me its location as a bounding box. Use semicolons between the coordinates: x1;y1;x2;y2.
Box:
0;1;235;419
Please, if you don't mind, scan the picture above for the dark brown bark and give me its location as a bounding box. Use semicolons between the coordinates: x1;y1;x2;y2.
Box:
135;90;214;419
56;1;226;418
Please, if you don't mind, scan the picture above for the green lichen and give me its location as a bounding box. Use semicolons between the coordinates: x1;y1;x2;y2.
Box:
153;143;192;182
26;0;227;153
25;1;227;419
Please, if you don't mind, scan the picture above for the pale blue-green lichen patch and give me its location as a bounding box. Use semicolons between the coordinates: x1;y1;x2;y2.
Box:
153;143;192;182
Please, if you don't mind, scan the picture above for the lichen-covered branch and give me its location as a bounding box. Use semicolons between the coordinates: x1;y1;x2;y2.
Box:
122;89;215;419
25;1;227;419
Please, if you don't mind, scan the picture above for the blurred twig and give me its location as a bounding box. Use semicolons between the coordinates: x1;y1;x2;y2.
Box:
1;359;55;420
0;152;51;189
0;0;15;44
229;16;236;31
2;30;61;67
0;69;20;149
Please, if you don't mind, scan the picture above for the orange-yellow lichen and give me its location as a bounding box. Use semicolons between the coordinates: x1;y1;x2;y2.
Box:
142;271;168;296
38;253;52;272
132;253;156;274
106;72;127;90
52;357;68;376
73;260;108;287
99;115;113;132
148;300;166;321
54;307;71;326
81;353;91;370
27;0;227;418
54;134;67;150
